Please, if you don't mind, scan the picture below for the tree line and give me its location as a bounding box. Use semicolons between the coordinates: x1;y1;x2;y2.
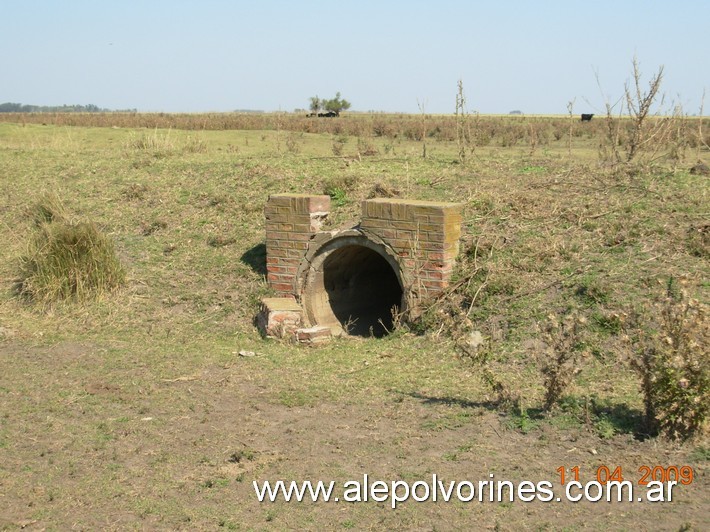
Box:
0;102;137;113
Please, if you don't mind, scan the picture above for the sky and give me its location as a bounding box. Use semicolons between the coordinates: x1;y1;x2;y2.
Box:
2;0;709;115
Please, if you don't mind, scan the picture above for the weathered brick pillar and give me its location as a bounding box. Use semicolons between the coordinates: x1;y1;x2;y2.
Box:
360;198;463;298
265;194;330;296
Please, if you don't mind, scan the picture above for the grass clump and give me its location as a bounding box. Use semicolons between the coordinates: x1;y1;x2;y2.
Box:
29;191;69;226
126;128;175;153
322;174;359;207
17;197;125;305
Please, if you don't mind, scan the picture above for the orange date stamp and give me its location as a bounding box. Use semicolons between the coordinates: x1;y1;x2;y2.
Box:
557;465;694;486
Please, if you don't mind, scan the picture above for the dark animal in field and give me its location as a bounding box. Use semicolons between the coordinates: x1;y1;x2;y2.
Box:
690;162;709;176
317;111;338;117
580;113;594;122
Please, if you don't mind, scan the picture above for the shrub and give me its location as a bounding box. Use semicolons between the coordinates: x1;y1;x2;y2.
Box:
356;137;379;157
17;208;125;305
331;135;348;156
632;285;709;440
284;132;301;154
539;312;586;411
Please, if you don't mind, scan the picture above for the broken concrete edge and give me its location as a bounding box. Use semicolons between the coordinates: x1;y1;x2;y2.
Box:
256;297;334;345
257;297;302;339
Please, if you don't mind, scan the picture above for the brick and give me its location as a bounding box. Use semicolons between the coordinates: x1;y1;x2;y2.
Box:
420;279;445;289
360;216;387;226
261;297;301;311
390;220;419;230
267;194;330;215
291;223;314;233
265;230;289;241
265;247;285;258
269;273;297;283
388;239;413;251
264;213;289;223
416;241;456;251
267;264;298;275
390;202;410;220
411;205;441;217
426;214;459;224
267;196;297;208
274;240;306;250
395;229;415;239
287;232;315;242
271;244;305;255
373;228;396;239
295;195;331;214
286;214;314;224
401;259;417;270
415;222;440;232
294;326;332;345
423;231;459;244
270;282;294;293
421;270;449;281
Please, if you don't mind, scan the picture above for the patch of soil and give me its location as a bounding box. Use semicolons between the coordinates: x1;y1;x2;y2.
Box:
0;341;707;530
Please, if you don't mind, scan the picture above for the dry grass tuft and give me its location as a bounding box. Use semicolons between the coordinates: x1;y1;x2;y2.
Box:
29;192;69;226
16;196;125;305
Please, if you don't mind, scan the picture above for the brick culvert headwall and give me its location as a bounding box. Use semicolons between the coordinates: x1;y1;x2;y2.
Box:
258;194;464;343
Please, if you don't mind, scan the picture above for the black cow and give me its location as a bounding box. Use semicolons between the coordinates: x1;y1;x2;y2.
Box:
317;111;338;117
580;113;594;122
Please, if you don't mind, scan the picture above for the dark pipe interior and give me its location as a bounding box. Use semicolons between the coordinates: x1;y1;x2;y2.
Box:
322;245;402;337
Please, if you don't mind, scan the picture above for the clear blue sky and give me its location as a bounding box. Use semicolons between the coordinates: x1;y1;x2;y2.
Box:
3;0;708;114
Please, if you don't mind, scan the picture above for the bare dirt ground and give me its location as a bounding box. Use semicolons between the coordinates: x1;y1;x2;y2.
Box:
1;339;707;531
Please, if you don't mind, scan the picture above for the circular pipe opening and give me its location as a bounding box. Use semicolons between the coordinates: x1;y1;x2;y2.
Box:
303;241;403;337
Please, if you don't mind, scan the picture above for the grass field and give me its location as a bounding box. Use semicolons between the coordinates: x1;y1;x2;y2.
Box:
0;116;708;530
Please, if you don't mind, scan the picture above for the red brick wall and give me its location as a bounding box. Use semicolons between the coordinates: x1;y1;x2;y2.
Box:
264;194;330;295
360;198;463;298
264;194;463;300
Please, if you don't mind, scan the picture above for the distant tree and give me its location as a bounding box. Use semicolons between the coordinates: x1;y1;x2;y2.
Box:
307;92;351;116
323;92;351;116
309;96;322;114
